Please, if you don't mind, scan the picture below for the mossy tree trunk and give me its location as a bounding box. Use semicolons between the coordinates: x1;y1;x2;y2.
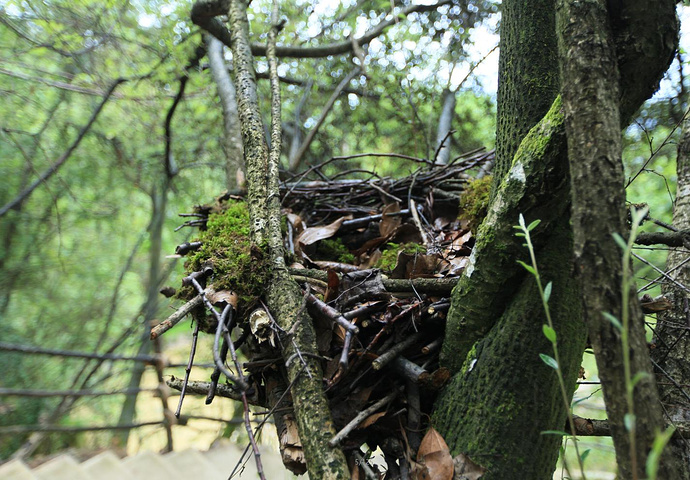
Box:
225;1;349;478
435;4;587;477
436;0;680;477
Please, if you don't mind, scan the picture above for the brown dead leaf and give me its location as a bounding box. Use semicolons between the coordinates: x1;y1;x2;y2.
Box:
452;453;486;480
324;269;340;303
391;252;440;279
415;427;453;480
358;411;387;429
380;202;402;237
286;212;304;235
390;223;424;245
296;216;348;254
418;427;450;458
207;289;239;308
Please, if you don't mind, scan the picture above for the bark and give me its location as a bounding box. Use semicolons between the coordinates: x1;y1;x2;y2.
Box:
434;89;456;165
435;3;589;477
438;0;679;476
226;1;349;477
557;0;682;477
435;98;587;478
651;120;690;479
206;34;245;190
492;0;559;196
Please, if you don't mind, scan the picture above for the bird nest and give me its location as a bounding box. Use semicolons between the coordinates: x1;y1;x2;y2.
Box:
163;148;493;478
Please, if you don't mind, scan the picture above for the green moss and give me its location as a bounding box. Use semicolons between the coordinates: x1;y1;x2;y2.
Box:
315;238;355;264
376;242;426;272
183;200;268;311
458;176;492;234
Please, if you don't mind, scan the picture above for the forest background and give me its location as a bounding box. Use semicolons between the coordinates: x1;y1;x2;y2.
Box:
1;0;689;477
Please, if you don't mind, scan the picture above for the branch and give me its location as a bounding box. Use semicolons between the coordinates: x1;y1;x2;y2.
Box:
150;295;203;340
289;67;361;171
635;230;690;247
167;377;245;402
192;0;452;58
0;421;163;434
288;267;459;294
0;78;126;217
0;341;160;363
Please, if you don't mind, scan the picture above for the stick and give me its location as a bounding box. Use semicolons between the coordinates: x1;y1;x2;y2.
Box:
329;390;398;447
150;295;203;339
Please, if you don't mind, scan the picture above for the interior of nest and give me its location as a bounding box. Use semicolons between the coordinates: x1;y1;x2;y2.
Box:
167;148;494;477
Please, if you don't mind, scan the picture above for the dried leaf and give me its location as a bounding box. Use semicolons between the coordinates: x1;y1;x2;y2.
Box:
296;216;348;253
415;428;453;480
287;212;304;235
358;411;387;429
418;427;450;458
380;202;402;237
452;453;486;480
206;289;239;308
391;252;440;279
324;269;340;303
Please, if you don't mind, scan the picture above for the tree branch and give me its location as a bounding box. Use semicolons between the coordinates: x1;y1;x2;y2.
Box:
192;0;451;58
0;78;125;217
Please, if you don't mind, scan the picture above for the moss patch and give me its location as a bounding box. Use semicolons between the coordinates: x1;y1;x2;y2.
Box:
183;200;268;311
458;176;492;234
376;242;426;272
315;238;356;264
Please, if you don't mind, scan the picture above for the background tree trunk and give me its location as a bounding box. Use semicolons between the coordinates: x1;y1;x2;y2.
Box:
434;88;456;165
651;119;690;479
206;34;245;190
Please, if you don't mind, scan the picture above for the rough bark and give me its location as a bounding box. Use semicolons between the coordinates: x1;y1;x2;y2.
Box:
206;34;245;190
492;0;559;196
226;1;348;477
557;0;682;477
651;120;690;479
435;3;589;477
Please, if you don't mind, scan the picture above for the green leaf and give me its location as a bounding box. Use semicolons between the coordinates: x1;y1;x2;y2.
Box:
544;281;552;303
539;353;559;370
580;449;591;464
542;324;557;343
602;312;622;331
646;426;676;480
514;232;525;237
624;413;636;433
612;232;627;250
527;219;541;231
517;260;536;275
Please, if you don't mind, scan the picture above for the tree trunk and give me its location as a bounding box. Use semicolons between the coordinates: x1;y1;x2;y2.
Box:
206;34;245;189
557;0;682;477
492;0;559;198
226;1;349;477
115;181;168;447
434;88;456;165
651;119;690;479
435;3;588;477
